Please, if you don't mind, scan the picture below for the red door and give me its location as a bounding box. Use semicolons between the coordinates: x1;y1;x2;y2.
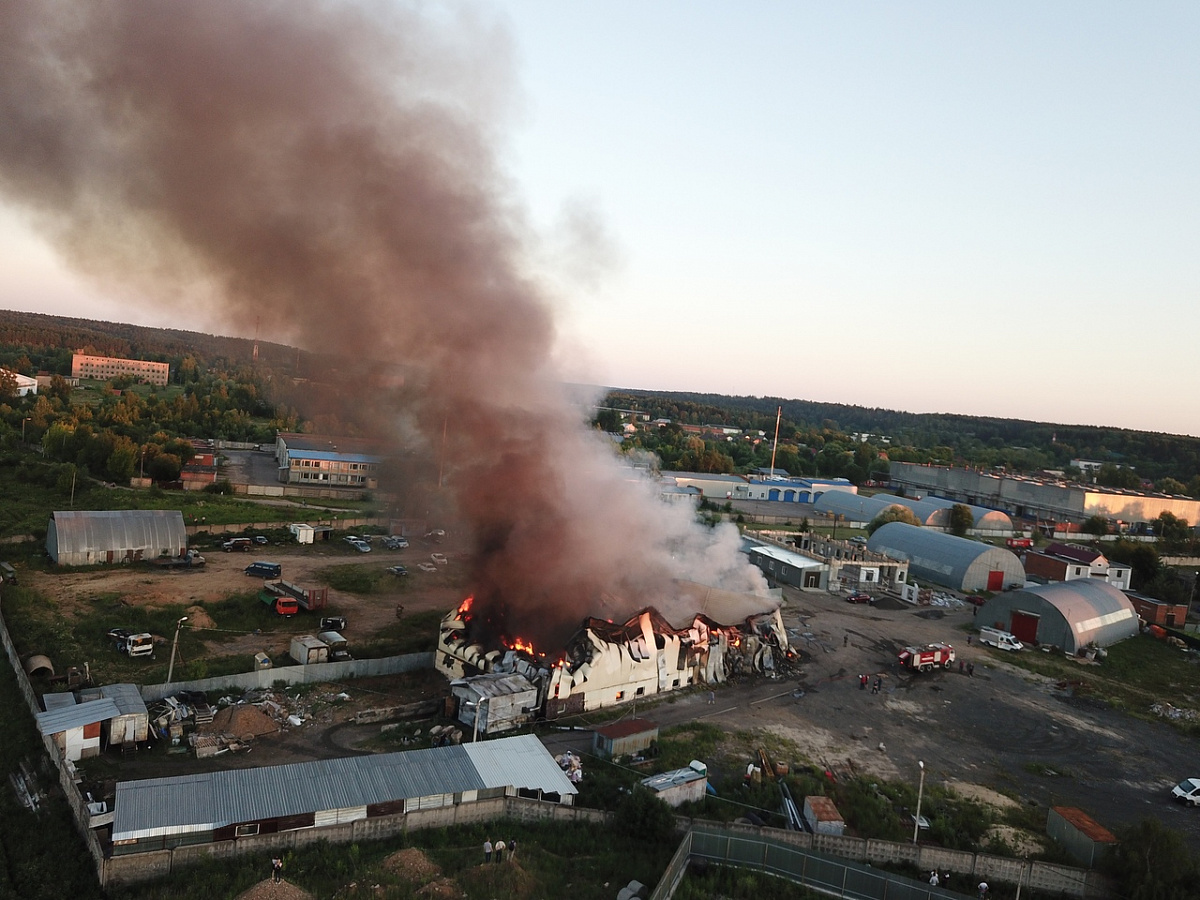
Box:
986;570;1004;591
1010;611;1039;645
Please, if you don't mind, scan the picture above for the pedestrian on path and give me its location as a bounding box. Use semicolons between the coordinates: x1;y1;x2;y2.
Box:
978;881;989;899
859;674;867;690
958;659;964;674
707;690;715;704
271;857;283;884
929;871;939;886
494;839;506;863
872;676;882;694
508;838;517;861
967;662;975;677
483;838;492;863
967;634;973;645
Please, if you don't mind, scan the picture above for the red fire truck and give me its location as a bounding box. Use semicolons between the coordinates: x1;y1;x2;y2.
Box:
898;642;956;672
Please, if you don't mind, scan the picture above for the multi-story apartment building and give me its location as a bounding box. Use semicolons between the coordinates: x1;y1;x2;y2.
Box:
71;353;170;386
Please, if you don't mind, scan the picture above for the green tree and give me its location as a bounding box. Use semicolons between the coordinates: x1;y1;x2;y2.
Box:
948;504;973;536
867;505;921;536
1096;463;1141;490
594;408;622;433
1156;477;1187;495
614;785;677;844
1105;539;1161;589
1187;475;1200;499
1154;511;1192;550
1104;817;1199;899
147;452;182;483
1081;515;1110;536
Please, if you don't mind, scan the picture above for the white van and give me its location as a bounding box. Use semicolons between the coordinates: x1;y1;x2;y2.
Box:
978;626;1023;651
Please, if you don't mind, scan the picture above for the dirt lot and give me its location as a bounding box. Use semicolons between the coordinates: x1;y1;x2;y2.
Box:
27;548;1200;852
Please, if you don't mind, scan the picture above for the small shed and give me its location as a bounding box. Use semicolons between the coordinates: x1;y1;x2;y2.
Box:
1047;806;1117;867
36;696;120;762
802;795;846;835
641;761;708;808
451;673;539;735
1125;591;1189;628
289;523;315;544
593;718;660;760
79;683;149;748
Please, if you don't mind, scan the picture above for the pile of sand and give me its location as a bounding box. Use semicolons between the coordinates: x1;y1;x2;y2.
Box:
184;605;217;629
383;848;442;882
203;704;280;739
234;879;314;900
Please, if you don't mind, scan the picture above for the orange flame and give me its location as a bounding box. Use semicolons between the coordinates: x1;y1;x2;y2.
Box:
507;637;536;656
457;595;474;615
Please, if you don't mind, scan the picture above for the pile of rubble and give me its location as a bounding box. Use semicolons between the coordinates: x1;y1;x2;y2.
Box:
149;686;354;758
556;750;583;784
1150;701;1198;722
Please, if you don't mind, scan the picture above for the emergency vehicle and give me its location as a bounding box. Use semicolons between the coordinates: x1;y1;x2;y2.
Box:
898;642;956;672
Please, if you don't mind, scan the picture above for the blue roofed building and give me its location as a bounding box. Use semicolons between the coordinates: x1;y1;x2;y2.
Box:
274;433;383;489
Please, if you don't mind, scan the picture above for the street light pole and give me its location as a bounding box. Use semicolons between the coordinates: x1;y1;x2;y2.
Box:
166;616;188;684
912;760;925;844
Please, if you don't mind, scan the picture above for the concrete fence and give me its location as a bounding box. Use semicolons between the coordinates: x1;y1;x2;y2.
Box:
140;651;435;702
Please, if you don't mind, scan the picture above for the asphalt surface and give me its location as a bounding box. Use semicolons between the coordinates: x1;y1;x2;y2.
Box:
548;586;1200;854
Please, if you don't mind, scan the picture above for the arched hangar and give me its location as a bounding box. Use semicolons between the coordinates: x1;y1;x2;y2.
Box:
866;522;1024;592
975;580;1138;653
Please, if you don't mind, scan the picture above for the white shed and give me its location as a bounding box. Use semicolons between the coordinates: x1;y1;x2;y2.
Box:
37;696;119;762
79;683;149;748
289;523;315;544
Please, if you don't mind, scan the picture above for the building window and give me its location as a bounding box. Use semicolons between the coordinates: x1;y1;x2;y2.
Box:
234;823;260;837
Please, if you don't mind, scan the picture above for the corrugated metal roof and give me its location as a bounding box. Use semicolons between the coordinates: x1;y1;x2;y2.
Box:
42;692;78;711
463;734;579;795
747;543;825;571
451;674;538;700
1052;806;1117;843
48;509;187;557
287;450;381;463
36;698;120;735
113;734;573;842
641;765;706;792
78;683;147;717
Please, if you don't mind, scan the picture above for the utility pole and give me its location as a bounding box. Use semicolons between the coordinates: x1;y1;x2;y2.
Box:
167;616;188;684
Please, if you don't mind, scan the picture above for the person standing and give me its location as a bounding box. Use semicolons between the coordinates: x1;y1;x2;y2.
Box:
978;881;988;899
494;839;506;863
707;690;715;704
859;674;867;690
271;856;283;884
508;838;517;861
872;676;882;694
967;662;975;677
483;838;492;863
929;871;939;886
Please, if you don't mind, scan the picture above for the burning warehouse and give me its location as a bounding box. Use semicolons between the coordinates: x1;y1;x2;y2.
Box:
438;581;788;728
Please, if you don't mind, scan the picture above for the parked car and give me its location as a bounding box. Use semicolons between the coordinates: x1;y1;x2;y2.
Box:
222;537;253;552
846;592;872;604
1171;778;1200;806
382;536;409;550
350;540;371;553
416;562;438;573
430;552;448;566
387;565;408;577
343;535;361;544
320;616;348;632
253;535;269;545
424;529;446;542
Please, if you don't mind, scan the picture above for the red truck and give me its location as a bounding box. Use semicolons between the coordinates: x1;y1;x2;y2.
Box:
898;642;956;672
259;580;328;616
1006;537;1033;550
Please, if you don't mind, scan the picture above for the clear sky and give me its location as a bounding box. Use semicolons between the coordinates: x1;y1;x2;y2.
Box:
2;2;1198;436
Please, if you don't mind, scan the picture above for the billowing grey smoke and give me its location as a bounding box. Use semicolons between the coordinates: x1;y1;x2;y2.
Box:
0;1;770;646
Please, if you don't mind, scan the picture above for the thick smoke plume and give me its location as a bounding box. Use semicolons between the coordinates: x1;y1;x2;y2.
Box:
0;1;771;647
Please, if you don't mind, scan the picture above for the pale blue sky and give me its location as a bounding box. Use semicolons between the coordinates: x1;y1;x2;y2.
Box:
2;2;1198;435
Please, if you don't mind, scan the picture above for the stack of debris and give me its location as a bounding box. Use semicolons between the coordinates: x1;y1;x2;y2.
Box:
556;751;583;784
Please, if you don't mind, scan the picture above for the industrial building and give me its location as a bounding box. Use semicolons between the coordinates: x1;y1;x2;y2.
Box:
1022;543;1132;591
880;494;1014;533
274;432;382;489
110;734;577;854
1;368;38;396
746;536;909;595
1124;592;1189;628
975;580;1139;653
890;461;1200;528
865;522;1026;592
813;491;907;526
660;471;855;505
46;510;189;566
450;673;540;735
71;353;170;386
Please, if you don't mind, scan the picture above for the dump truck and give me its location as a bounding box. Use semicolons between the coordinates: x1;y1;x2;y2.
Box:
259;583;299;616
108;628;156;658
898;642;956;672
154;550;206;568
265;579;328;612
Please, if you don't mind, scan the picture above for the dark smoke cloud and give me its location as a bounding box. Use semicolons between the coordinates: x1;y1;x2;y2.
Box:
0;1;770;647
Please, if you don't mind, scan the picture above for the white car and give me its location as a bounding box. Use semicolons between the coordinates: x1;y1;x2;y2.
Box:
431;552;448;566
1172;778;1200;806
343;535;360;544
417;562;438;573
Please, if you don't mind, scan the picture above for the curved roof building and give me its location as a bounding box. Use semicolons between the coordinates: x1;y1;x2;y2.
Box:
814;492;908;525
975;580;1138;652
47;509;188;566
880;495;1013;531
866;522;1025;592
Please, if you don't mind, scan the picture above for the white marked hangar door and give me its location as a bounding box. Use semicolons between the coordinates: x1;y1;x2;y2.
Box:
314;805;368;827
